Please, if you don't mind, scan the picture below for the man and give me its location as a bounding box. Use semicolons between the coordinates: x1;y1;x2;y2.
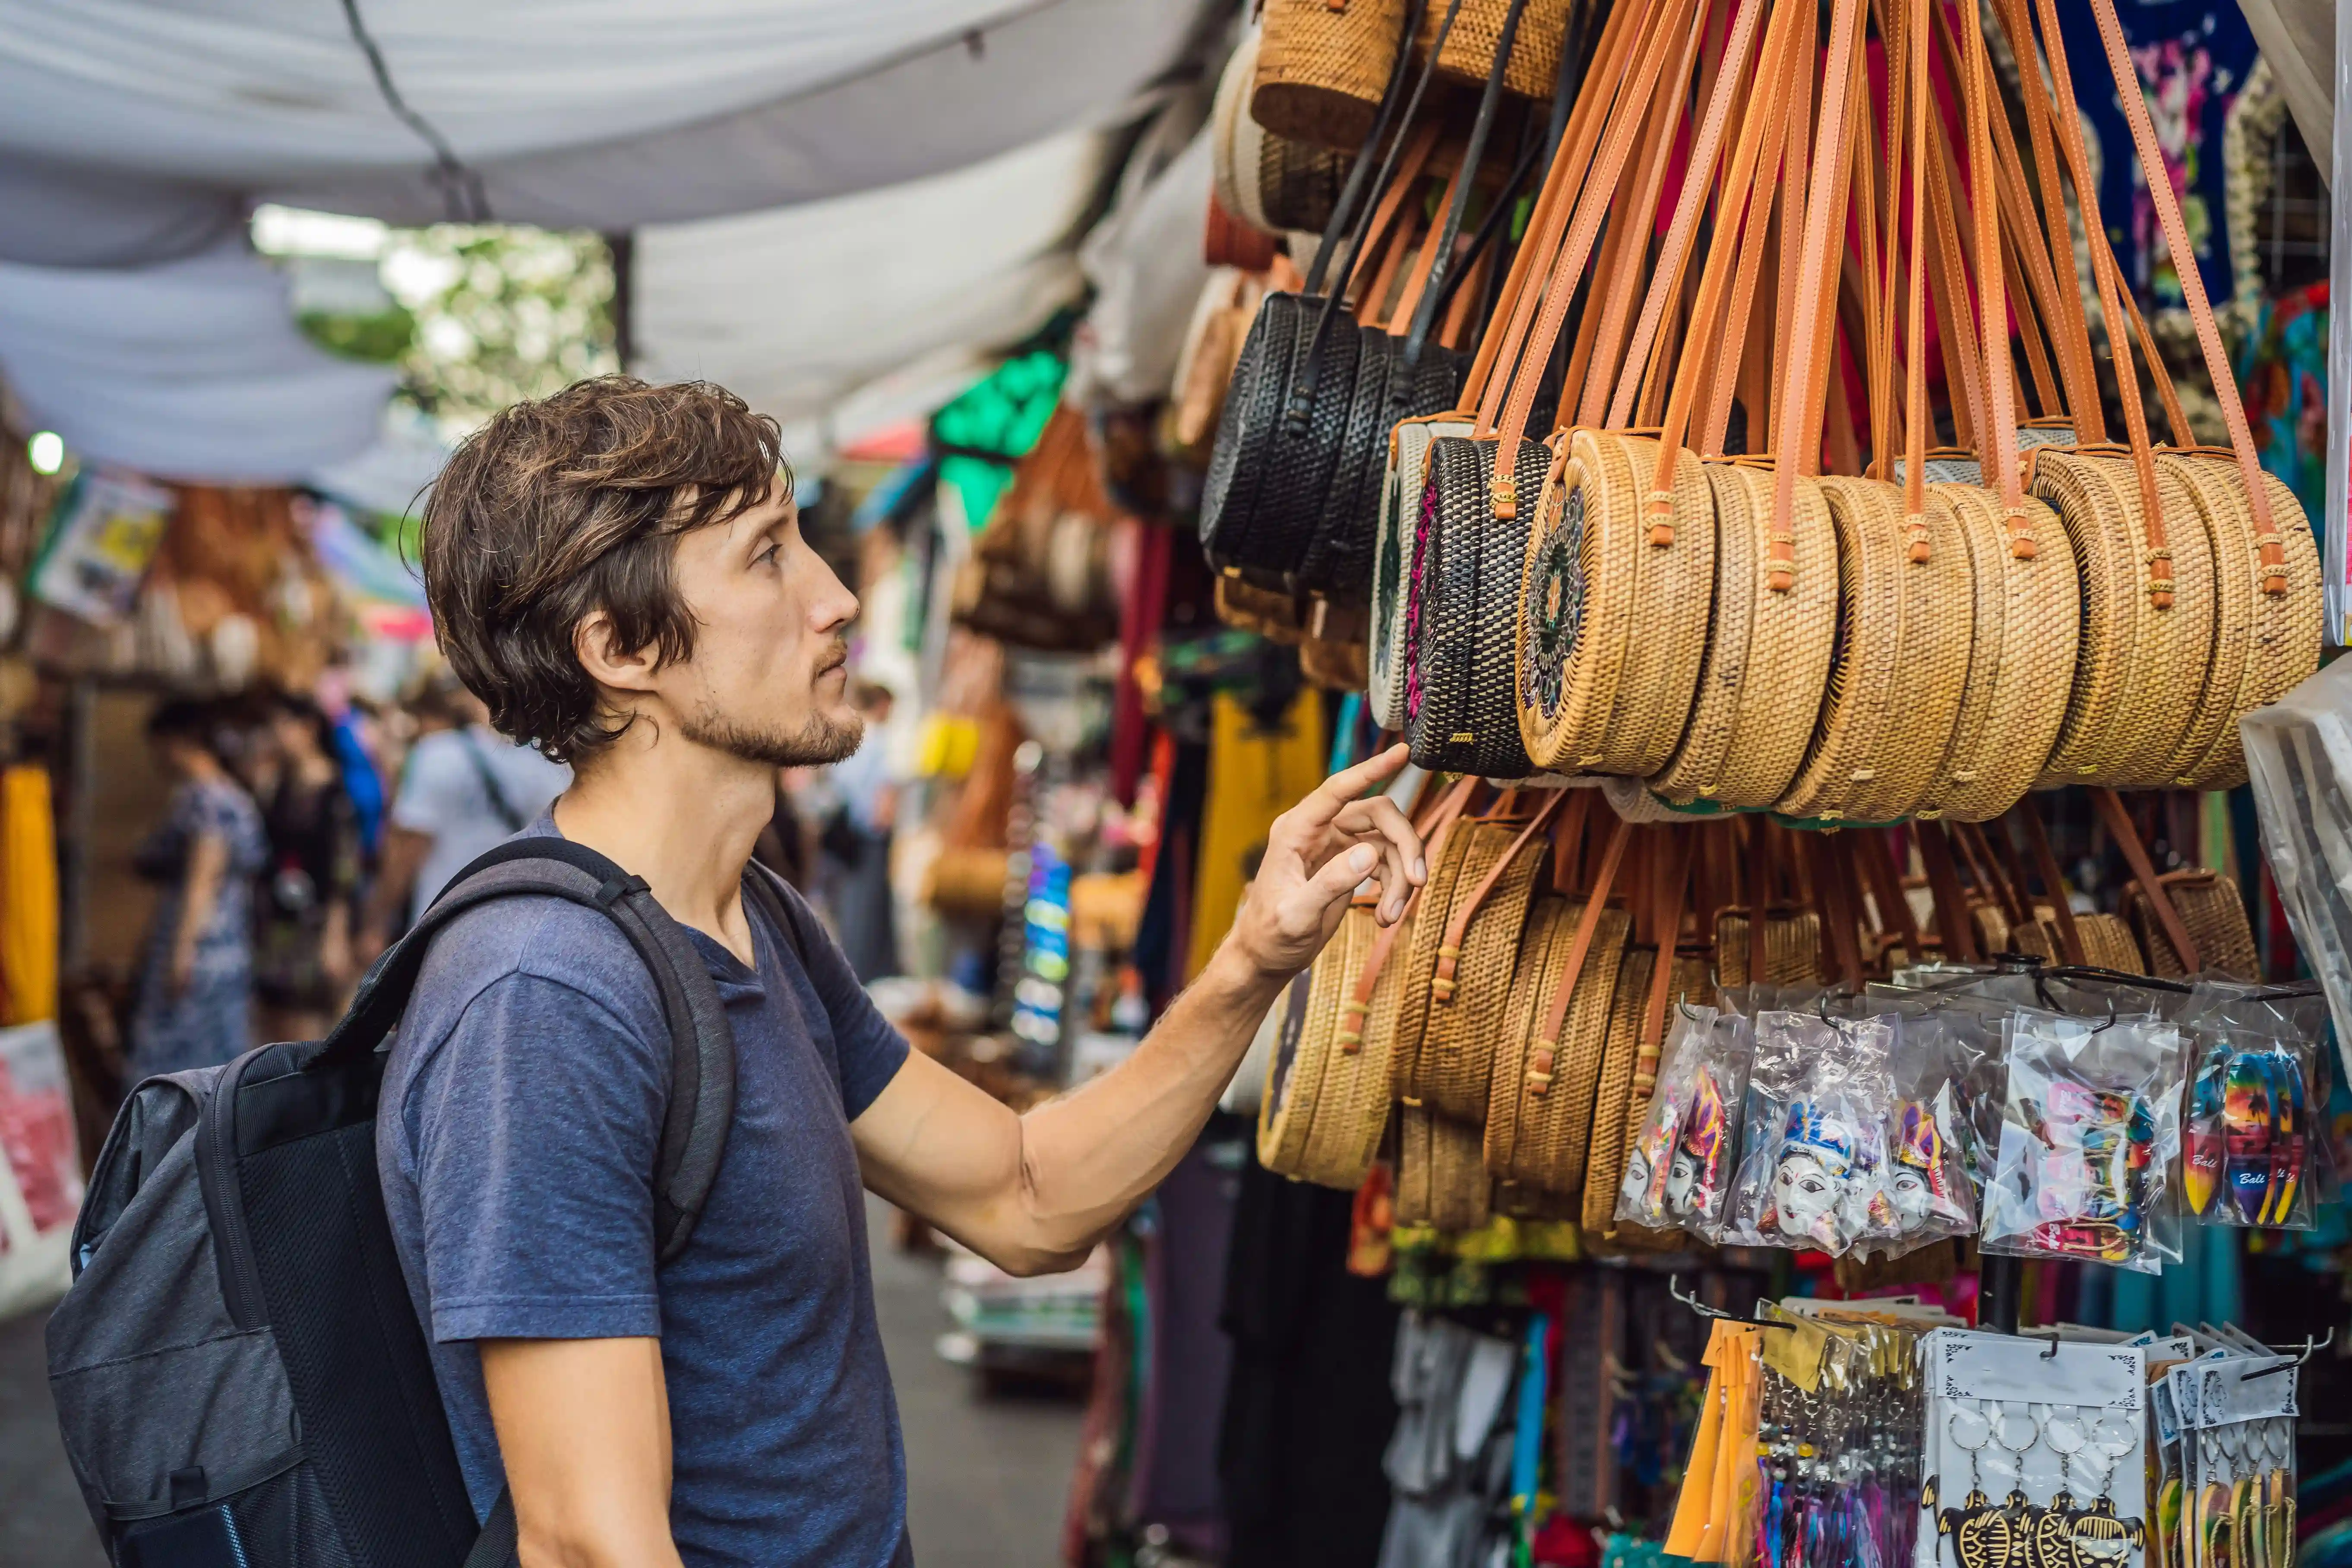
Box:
382;376;1424;1568
357;674;570;955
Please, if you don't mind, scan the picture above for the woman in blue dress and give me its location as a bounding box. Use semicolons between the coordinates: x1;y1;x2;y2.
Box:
126;699;269;1077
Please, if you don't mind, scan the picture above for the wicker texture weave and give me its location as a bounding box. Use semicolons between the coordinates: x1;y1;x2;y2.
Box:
1407;436;1551;776
1518;432;1715;777
1388;814;1478;1100
1413;820;1547;1121
1371;415;1473;730
1911;486;2080;821
1258;124;1353;233
1711;910;1823;987
2128;870;2260;980
2157;458;2323;788
1581;949;1710;1235
1419;0;1572;99
1648;462;1837;807
2073;911;2147;974
1775;476;1970;822
2029;451;2215;787
1253;0;1412;152
1396;1104;1493;1231
1483;900;1630;1199
1256;910;1370;1179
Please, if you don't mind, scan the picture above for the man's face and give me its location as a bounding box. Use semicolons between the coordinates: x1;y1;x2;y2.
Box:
652;480;865;768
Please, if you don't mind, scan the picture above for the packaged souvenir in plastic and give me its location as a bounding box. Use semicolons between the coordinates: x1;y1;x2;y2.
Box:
1618;1005;1753;1240
2178;982;2330;1229
1724;1012;1896;1255
1880;1012;1978;1248
1981;1008;2185;1273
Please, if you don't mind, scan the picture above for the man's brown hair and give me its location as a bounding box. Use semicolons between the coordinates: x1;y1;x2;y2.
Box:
420;376;790;764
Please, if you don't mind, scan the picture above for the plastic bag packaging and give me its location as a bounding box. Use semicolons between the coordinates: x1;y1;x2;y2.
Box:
1981;1008;2186;1273
2241;658;2352;1063
2177;981;2330;1228
1717;983;1825;1018
1879;1011;1980;1248
1618;1005;1752;1239
1867;984;2010;1194
1723;1011;1897;1255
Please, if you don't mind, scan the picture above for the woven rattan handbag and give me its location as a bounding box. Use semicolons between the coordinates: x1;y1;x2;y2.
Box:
1254;0;1413;153
1293;0;1532;602
1418;0;1577;101
2127;870;2258;981
1581;830;1701;1236
1203;0;1443;588
1483;811;1634;1202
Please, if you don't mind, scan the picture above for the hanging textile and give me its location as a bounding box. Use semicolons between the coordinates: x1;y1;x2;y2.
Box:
0;765;57;1026
1185;687;1328;982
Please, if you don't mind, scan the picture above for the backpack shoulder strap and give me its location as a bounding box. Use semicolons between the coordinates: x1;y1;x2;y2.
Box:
323;836;734;1266
739;858;808;969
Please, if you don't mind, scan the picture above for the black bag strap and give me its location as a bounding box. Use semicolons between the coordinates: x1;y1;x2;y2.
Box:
1392;0;1534;382
454;727;528;834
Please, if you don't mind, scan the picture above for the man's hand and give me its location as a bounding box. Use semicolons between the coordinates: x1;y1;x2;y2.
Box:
1222;742;1426;984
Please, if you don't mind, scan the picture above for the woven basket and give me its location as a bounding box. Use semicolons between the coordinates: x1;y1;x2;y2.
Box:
2155;457;2323;788
2027;450;2215;787
1409;818;1549;1122
1257;908;1372;1179
1211;31;1265;237
1517;430;1716;777
1482;898;1631;1200
1774;476;1971;823
1647;462;1837;808
1258;122;1354;234
1396;1104;1493;1230
1583;951;1709;1235
1711;908;1823;988
1406;436;1552;777
1254;0;1412;152
1910;484;2080;821
1387;810;1480;1101
1418;0;1572;99
2128;869;2260;981
2073;911;2146;974
1370;414;1474;731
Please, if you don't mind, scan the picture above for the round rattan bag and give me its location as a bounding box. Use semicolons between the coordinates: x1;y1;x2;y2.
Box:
1515;430;1717;778
1405;436;1553;776
1908;483;2080;821
1646;460;1837;808
1392;811;1551;1124
1369;414;1474;730
1773;476;1972;823
2153;456;2321;788
1483;888;1631;1204
1256;901;1405;1189
2026;449;2216;788
1252;0;1414;153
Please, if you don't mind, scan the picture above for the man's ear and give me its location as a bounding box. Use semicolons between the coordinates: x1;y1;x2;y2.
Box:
573;610;660;697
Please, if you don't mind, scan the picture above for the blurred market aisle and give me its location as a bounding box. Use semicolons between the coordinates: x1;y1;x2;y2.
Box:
0;1197;1083;1568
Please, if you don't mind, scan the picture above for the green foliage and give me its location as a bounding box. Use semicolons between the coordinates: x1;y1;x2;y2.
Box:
386;226;618;434
297;305;417;364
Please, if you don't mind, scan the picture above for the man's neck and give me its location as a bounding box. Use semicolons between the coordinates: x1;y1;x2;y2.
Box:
552;739;774;964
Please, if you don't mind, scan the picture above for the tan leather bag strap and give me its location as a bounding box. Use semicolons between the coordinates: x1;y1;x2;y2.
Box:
2014;804;2086;967
1639;830;1697;1051
1701;1;1807;465
1767;0;1865;547
1432;788;1568;1000
1986;816;2042;929
1913;820;1979;965
1338;775;1479;1048
1386;141;1477;331
1483;0;1692;498
1954;0;2030;545
2088;787;2202;973
2017;0;2174;607
1959;821;2032;929
1461;0;1649;420
2085;0;2285;591
1862;828;1925;961
1610;0;1765;439
1527;812;1634;1094
1990;0;2104;438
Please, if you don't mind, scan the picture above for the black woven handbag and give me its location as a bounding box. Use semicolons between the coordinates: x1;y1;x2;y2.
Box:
1200;0;1461;589
1404;433;1552;776
1293;0;1535;604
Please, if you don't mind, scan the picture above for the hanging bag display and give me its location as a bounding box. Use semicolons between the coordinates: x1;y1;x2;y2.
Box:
1252;0;1413;152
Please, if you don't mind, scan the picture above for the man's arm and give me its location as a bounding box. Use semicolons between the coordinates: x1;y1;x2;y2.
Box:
355;824;432;961
853;745;1426;1275
481;1338;680;1568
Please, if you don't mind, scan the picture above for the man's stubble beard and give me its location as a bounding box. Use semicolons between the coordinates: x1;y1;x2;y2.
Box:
678;695;864;768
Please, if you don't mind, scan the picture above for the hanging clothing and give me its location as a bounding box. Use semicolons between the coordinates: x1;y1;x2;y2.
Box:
1186;688;1327;982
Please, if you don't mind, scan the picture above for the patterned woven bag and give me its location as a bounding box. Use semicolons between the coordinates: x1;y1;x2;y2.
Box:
1253;0;1413;153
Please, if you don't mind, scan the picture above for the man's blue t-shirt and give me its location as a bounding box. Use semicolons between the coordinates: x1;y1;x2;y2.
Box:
376;818;913;1566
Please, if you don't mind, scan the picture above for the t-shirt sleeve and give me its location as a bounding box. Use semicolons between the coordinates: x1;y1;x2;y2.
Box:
779;882;908;1120
389;737;462;837
405;970;666;1342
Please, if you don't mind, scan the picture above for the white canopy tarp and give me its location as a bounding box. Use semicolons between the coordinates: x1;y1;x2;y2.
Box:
633;128;1103;437
0;240;395;482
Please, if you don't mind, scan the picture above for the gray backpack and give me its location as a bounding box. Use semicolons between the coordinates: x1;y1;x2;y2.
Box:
46;838;804;1567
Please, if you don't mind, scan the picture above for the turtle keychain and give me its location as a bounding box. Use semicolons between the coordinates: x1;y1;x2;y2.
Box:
2035;1406;2092;1568
2069;1413;2150;1568
1936;1402;2027;1568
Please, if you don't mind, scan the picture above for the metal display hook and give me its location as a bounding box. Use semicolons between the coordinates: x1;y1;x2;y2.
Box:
2247;1326;2333;1378
1668;1274;1792;1332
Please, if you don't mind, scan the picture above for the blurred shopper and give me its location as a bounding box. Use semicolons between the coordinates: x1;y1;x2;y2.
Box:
253;690;363;1041
820;681;900;980
127;700;269;1075
357;674;569;957
752;765;817;893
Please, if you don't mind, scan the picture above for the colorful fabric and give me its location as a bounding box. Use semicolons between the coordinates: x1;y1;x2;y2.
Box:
2235;281;2330;523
